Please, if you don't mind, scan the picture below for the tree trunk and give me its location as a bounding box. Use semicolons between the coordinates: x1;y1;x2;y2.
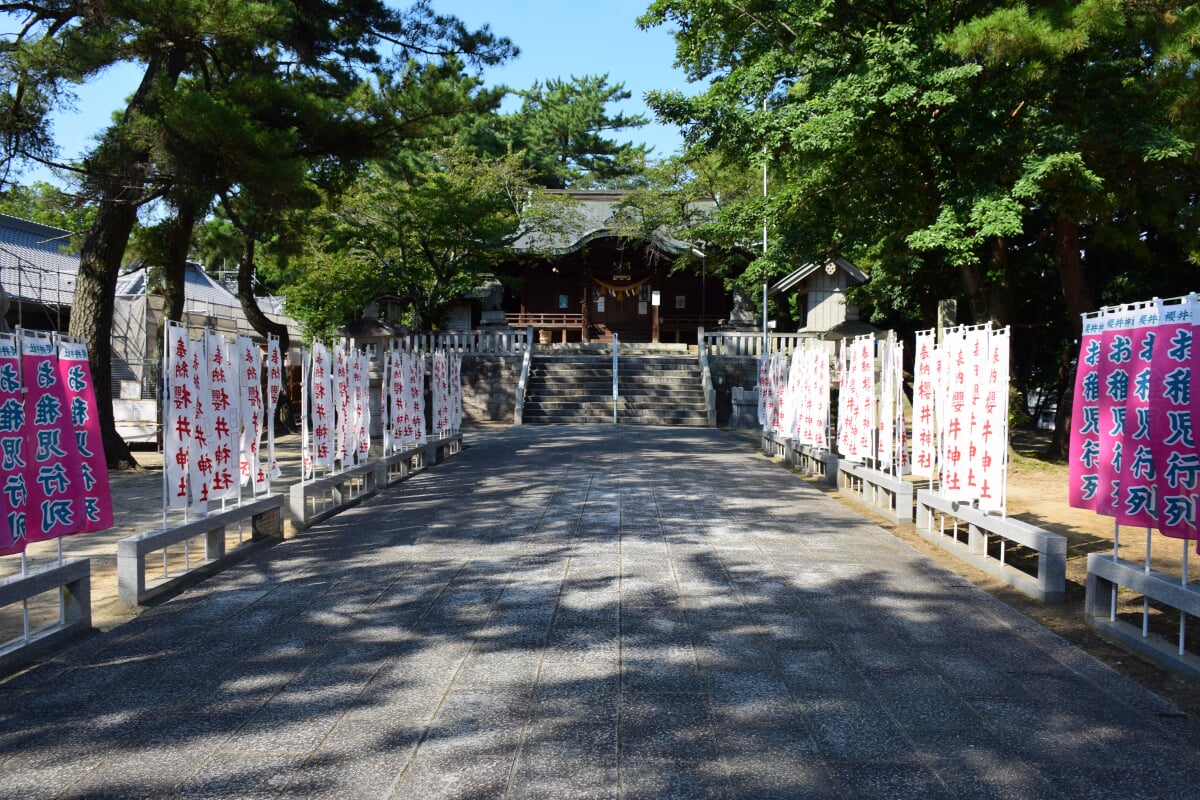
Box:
70;197;141;470
958;259;988;326
236;233;290;353
162;198;198;325
69;50;183;470
1046;215;1095;460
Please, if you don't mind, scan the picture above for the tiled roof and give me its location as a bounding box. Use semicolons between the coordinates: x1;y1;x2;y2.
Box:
511;190;712;256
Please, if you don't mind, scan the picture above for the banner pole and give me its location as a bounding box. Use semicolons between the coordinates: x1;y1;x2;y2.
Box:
301;346;310;485
1110;522;1120;621
1183;543;1190;656
1143;527;1153;638
162;323;170;531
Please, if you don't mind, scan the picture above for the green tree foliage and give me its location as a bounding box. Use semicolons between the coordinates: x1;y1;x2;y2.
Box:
474;74;650;189
641;0;1200;452
0;1;513;466
285;145;582;335
0;181;93;249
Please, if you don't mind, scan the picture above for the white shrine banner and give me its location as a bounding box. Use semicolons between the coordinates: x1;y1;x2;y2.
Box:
164;323;193;510
772;352;787;434
939;327;971;502
892;338;908;474
432;350;449;435
757;355;771;429
409;351;426;444
186;334;212;509
978;326;1010;512
334;343;350;463
266;336;283;479
963;326;988;500
836;342;851;456
805;346;831;449
310;341;335;470
237;335;266;492
352;348;369;462
450;354;463;431
841;335;875;462
388;349;408;449
912;330;937;479
206;333;240;501
878;332;897;470
934;323;1008;511
781;347;803;439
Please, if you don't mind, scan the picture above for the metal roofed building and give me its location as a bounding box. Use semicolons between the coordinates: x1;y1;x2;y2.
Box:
0;213;81;332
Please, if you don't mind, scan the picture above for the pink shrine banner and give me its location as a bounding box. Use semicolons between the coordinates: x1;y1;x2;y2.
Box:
310;342;335;470
22;333;87;542
206;334;240;500
1070;296;1200;542
56;339;113;532
0;335;24;555
1150;298;1198;539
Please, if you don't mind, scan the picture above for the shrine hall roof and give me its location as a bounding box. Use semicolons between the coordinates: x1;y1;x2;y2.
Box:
512;190;711;257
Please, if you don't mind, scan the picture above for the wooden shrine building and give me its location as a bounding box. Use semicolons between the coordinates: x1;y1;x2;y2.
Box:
498;191;724;345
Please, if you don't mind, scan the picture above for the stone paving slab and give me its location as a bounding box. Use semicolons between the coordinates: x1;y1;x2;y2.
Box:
1;425;1199;799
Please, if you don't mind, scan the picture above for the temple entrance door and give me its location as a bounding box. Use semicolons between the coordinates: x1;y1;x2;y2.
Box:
591;285;651;342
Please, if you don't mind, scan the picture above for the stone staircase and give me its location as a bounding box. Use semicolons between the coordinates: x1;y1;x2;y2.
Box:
522;346;710;426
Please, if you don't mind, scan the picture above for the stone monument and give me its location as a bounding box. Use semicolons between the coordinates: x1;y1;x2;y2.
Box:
727;290;757;330
478;279;509;328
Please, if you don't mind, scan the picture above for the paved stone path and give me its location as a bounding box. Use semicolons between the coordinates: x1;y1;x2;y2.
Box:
1;425;1198;799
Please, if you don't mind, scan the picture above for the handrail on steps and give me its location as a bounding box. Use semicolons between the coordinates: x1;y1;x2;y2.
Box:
514;326;533;425
697;326;716;427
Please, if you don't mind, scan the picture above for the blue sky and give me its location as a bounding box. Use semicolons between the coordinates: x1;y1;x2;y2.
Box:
436;0;693;158
27;1;695;185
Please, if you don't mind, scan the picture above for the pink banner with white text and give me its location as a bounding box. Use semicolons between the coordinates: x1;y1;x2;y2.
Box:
1070;295;1200;543
56;338;113;532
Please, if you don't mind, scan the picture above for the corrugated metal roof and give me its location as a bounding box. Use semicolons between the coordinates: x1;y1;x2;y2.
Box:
0;214;79;306
0;215;295;330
